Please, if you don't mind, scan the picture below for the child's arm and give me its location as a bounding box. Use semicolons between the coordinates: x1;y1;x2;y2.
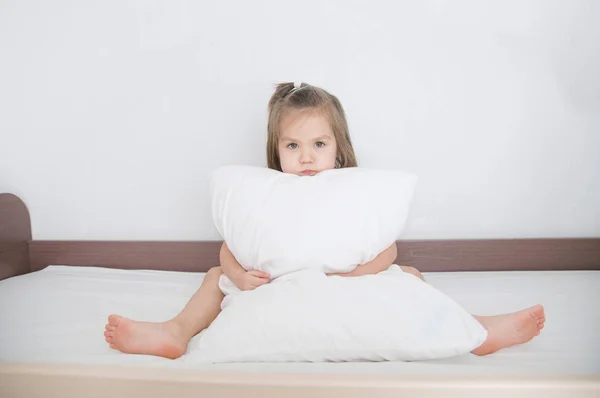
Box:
329;243;397;277
220;242;270;290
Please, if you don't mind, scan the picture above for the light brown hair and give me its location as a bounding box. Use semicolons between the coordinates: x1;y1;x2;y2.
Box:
267;82;358;171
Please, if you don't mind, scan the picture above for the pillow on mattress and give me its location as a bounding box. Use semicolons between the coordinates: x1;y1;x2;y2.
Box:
192;265;488;363
209;165;418;296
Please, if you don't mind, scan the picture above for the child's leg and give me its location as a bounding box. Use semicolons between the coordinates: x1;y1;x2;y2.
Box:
104;266;224;359
397;267;545;355
471;304;545;356
399;266;425;281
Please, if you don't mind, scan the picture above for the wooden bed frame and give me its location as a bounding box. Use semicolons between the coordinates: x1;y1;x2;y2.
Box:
1;192;599;397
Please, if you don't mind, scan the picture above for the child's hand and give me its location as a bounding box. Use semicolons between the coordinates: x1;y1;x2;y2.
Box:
234;270;270;291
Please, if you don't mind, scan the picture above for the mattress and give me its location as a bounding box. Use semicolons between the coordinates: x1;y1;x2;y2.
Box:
0;265;598;375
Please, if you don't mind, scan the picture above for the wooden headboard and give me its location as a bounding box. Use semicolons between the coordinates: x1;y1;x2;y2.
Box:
0;194;32;280
1;193;599;281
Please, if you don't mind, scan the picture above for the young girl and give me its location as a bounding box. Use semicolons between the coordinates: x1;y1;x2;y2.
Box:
104;82;545;360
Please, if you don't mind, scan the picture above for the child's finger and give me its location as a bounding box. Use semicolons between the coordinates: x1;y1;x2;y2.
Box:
253;277;269;286
250;270;270;279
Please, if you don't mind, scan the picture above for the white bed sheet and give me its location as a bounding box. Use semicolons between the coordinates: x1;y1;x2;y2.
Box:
0;265;598;375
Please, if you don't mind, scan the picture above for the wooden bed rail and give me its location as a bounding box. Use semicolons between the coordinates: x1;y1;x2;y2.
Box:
27;238;600;274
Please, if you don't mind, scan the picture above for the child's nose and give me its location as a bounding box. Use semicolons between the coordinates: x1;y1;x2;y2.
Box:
300;149;313;163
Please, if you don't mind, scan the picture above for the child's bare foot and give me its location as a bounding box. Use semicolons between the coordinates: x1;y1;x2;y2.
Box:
471;304;545;356
104;314;188;359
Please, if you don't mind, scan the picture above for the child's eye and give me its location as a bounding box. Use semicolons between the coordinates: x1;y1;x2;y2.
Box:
287;143;298;149
315;141;325;148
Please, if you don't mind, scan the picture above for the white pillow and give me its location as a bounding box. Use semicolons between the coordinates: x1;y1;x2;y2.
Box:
209;165;418;296
191;265;488;363
200;165;488;363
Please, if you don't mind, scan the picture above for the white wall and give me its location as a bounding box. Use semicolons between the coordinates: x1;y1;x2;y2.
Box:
1;0;599;240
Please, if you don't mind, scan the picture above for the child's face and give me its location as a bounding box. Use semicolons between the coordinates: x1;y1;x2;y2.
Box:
278;110;337;176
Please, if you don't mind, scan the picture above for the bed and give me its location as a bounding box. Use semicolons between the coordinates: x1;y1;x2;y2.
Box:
1;192;599;397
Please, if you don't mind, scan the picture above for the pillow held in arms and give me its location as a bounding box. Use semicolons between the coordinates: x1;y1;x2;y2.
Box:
197;165;488;363
210;165;418;296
